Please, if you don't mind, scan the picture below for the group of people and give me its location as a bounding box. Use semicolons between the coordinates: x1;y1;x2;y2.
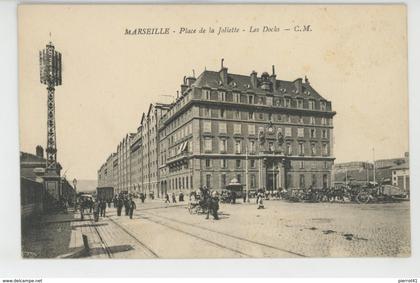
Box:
78;197;108;221
164;192;185;204
77;193;137;222
113;194;137;219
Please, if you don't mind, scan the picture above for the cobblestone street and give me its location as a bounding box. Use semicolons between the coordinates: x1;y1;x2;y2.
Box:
22;199;411;258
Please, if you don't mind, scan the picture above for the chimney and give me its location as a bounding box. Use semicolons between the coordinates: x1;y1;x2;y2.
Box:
250;70;258;88
270;65;277;88
186;76;196;86
36;145;44;159
181;76;188;93
219;58;228;84
294;78;303;94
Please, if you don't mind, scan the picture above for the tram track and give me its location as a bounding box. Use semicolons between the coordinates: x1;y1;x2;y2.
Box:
87;214;113;258
140;210;307;258
107;217;159;258
139;214;252;257
93;203;305;258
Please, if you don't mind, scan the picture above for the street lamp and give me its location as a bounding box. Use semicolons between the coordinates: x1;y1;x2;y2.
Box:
73;178;77;211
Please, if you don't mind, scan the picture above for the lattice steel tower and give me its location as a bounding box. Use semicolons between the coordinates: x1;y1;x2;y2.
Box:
39;42;62;173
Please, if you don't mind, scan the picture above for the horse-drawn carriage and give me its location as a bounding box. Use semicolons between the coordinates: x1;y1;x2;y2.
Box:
188;188;219;218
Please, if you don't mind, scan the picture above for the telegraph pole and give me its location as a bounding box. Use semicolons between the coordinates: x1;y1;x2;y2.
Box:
39;41;62;203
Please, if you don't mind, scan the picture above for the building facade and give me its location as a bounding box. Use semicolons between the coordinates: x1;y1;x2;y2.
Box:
130;121;143;194
391;163;409;195
98;64;336;196
158;65;335;196
98;135;134;194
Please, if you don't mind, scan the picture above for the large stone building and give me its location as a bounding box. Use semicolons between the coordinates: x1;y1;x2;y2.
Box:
98;63;336;196
98;104;171;197
98;134;134;194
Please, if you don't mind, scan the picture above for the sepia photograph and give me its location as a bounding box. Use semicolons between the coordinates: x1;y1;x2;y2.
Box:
17;4;410;259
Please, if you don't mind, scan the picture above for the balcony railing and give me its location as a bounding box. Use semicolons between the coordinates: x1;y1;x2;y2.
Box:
166;152;190;164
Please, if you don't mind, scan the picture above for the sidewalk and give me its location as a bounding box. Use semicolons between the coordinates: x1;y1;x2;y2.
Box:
21;205;161;259
22;209;81;258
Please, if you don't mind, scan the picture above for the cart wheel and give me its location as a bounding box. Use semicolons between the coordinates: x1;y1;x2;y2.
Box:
356;192;370;204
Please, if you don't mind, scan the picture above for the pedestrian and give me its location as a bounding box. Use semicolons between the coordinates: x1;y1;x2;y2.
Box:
243;192;247;203
172;192;177;203
93;200;100;222
257;190;264;209
140;193;145;203
100;200;106;217
164;193;170;203
128;198;136;219
231;191;236;204
89;198;93;213
117;197;123;216
80;199;85;220
206;191;219;220
113;196;117;208
107;199;111;208
124;198;130;216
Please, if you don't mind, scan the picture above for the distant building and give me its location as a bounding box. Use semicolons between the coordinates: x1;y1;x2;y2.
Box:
333;161;374;184
333;152;409;185
391;153;410;196
98;135;134;194
98;103;171;197
375;156;406;183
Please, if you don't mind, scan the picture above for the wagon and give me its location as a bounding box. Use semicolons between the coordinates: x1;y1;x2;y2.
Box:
225;178;244;199
354;183;407;204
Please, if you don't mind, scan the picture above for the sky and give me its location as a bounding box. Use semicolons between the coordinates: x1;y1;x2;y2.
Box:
18;5;408;181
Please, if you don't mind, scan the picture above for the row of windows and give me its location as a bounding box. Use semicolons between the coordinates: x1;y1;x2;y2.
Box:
163;92;193;122
204;159;330;169
203;137;329;156
203;121;329;138
161;108;193;137
167;122;193;146
168;175;193;191
201;107;331;125
201;89;329;110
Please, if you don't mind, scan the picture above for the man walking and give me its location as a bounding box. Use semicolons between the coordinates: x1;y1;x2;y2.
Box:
172;192;177;203
100;200;106;217
124;197;130;216
128;198;136;219
80;198;85;220
164;193;170;204
117;197;123;216
93;200;100;222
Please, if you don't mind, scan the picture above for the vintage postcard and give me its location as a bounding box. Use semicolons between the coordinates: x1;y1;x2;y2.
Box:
18;4;409;259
